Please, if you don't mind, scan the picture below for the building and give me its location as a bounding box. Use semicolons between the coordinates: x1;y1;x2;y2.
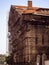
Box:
8;0;49;65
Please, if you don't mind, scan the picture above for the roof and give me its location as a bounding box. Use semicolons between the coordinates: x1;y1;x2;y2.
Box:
11;5;49;15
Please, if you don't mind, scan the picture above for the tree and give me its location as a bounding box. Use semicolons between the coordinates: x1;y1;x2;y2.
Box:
6;55;14;64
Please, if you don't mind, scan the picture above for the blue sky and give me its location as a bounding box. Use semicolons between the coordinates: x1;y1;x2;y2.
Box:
0;0;49;54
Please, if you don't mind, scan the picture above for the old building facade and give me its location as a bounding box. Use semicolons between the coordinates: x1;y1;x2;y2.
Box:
8;0;49;65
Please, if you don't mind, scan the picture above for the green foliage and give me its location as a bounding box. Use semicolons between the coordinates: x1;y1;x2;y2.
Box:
6;55;14;64
0;54;6;64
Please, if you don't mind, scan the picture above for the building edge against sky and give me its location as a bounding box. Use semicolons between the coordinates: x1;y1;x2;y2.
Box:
8;0;49;65
0;0;49;55
1;0;49;55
